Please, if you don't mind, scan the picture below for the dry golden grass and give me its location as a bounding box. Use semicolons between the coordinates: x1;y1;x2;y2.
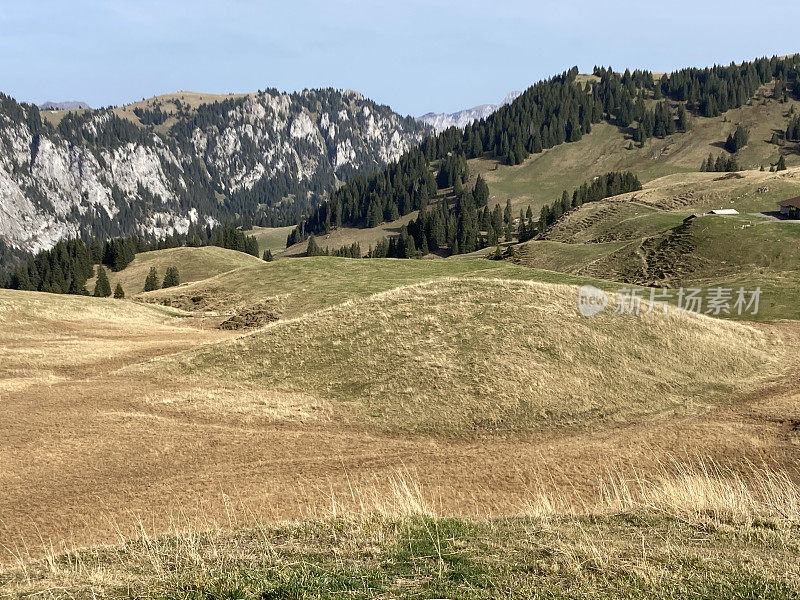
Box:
2;272;799;590
2;460;799;599
0;289;220;394
141;277;782;433
141;384;333;423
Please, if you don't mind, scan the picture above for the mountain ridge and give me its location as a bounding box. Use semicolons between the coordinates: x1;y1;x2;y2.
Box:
39;100;91;110
0;88;431;254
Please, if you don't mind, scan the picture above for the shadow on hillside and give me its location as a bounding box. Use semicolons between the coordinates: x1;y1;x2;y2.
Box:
780;143;800;156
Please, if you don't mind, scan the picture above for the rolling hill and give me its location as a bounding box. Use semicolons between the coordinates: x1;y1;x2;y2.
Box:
5;54;800;599
137;253;612;320
85;245;264;295
141;277;778;434
3;253;799;598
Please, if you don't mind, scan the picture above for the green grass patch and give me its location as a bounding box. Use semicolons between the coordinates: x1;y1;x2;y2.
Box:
4;515;799;599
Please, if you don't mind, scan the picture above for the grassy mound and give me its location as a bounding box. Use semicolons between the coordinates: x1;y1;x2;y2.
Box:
150;278;778;433
87;246;263;295
142;256;605;320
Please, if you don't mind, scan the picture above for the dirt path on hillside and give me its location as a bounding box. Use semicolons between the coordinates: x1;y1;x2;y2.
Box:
1;321;798;560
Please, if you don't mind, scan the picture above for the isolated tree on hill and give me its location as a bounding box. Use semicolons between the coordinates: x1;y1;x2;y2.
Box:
306;235;321;256
93;265;111;297
162;266;180;288
113;283;125;299
776;155;787;171
143;267;160;292
725;125;749;153
786;116;800;142
262;249;274;261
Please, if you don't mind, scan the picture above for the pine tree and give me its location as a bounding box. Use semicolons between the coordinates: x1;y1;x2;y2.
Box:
113;283;125;299
473;175;490;207
776;155;787;171
306;235;321;256
725;125;749;153
262;249;274;261
676;104;690;131
162;266;180;288
143;267;160;292
93;265;112;297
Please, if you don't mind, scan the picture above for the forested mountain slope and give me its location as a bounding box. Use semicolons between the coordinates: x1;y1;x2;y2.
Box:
0;88;430;254
290;55;800;255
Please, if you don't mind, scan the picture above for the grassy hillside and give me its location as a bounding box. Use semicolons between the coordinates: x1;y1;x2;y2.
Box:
282;212;419;257
143;277;777;434
513;167;800;319
475;83;800;216
245;225;294;256
86;246;263;296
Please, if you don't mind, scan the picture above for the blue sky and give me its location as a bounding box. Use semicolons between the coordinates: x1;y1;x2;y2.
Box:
1;1;797;116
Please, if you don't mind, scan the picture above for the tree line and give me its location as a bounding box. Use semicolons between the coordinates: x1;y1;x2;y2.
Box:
304;171;640;260
3;222;258;294
537;172;642;236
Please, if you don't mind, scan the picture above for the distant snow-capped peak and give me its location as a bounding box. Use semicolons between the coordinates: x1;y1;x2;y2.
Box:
38;100;91;110
417;91;521;132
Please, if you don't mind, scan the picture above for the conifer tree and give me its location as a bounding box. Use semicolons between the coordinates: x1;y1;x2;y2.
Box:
676;104;690;131
725;125;749;153
473;175;489;207
776;155;787;171
262;249;274;261
93;265;112;297
143;267;160;292
306;235;321;256
113;283;125;299
162;266;180;288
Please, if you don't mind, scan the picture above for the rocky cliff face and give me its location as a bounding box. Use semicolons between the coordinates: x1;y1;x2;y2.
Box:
0;89;430;253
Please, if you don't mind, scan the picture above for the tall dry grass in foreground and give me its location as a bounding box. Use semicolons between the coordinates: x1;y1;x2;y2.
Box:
2;459;799;599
